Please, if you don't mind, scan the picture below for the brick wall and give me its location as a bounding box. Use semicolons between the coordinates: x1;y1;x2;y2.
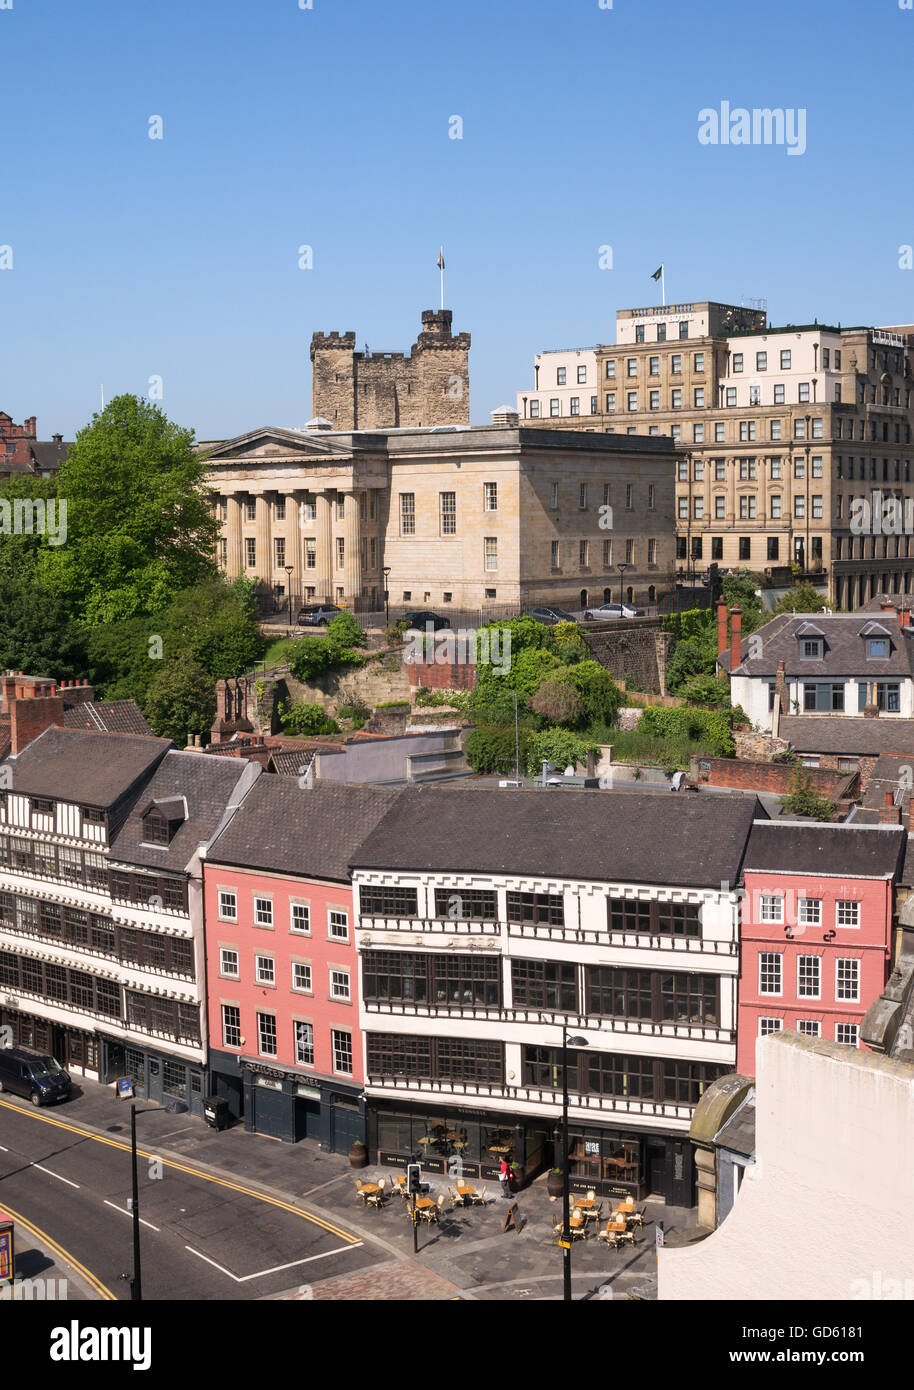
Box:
408;660;478;692
695;756;855;800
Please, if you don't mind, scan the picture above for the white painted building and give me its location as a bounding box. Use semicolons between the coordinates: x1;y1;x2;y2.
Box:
351;785;762;1206
515;347;598;423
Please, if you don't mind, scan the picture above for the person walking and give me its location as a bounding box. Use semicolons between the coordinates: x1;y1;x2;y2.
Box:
499;1157;511;1199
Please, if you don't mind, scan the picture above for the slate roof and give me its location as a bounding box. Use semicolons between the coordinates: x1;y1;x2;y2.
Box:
744;819;905;878
780;715;914;756
207;778;401;883
109;751;255;872
3;726;172;807
719;611;914;678
862;755;914;816
715;1091;756;1158
350;787;764;887
63;699;153;736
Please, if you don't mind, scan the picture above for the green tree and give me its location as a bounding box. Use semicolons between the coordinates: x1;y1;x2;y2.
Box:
719;570;765;633
773;583;830;615
526;728;599;778
41;394;219;624
162;578;266;679
325;610;366;652
143;654;215;745
529;677;583;726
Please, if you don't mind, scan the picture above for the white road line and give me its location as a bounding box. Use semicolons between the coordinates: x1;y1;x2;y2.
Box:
33;1163;80;1189
184;1241;363;1283
103;1199;160;1232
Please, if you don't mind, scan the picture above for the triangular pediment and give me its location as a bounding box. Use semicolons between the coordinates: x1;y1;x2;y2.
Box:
202;426;350;461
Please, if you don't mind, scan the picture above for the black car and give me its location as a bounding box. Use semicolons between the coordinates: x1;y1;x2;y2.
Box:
0;1046;71;1106
401;611;452;631
297;604;343;627
525;606;577;625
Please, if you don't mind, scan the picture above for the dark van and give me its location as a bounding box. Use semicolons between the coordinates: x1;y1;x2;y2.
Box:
0;1046;71;1106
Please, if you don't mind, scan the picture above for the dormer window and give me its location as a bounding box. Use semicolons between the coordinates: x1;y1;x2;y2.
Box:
867;638;889;659
801;639;823;659
141;796;186;847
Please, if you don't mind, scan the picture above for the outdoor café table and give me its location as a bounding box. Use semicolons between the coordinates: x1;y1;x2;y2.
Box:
614;1200;635;1215
574;1197;597;1208
414;1196;436;1212
358;1183;380;1196
456;1182;477;1197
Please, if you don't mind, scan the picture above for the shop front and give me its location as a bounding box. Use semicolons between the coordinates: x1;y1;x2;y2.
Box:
564;1123;695;1206
235;1057;365;1153
99;1035;206;1118
0;1004;98;1078
368;1099;548;1185
367;1096;694;1204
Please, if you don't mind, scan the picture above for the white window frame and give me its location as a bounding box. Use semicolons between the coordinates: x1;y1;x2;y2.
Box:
290;902;311;935
798;897;821;926
219;948;239;980
797;954;821;1000
257;1011;277;1058
222;1004;241;1049
760;894;784;924
294;1019;315;1067
835;957;860;1003
759;951;783;996
328;909;349;942
797;1019;821;1038
218;890;237;923
255;954;276;986
836;900;860;929
332;1028;353;1076
254;896;273;928
759;1017;783;1036
836;1022;860;1047
292;961;313;994
330;968;351;1002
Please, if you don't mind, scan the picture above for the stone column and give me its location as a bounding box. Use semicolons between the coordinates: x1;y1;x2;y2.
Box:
342;489;362;604
315;488;333;602
255;490;273;584
226;494;243;578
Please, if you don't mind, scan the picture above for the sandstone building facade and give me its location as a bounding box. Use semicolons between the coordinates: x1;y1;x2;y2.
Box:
310;309;470;430
516;300;914;609
204;423;677;613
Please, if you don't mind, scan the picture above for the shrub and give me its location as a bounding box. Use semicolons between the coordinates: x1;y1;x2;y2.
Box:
466;724;528;775
638;704;734;757
326;610;366;652
529;678;583;726
289;637;334;681
566;660;622;726
278;701;340;736
526;728;598;778
779;768;836;821
679;673;732;709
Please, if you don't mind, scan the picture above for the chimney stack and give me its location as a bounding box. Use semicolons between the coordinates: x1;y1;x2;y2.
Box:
879;791;902;825
717;601;728;658
730;606;742;670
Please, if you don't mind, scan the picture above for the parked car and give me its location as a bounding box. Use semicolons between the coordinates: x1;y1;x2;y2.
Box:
0;1046;71;1106
297;604;344;627
587;602;644;619
401;611;452;631
524;606;577;625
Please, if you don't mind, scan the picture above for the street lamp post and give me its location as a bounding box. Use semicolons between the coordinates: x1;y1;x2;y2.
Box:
284;565;294;627
129;1103;154;1301
382;567;391;627
559;1028;589;1303
617;562;629;610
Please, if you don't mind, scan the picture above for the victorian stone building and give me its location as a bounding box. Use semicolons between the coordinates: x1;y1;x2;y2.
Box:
204;423;677;614
310;309;470;430
516;300;914;609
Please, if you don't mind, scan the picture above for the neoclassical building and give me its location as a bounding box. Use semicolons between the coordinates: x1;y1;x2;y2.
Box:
203;421;678;614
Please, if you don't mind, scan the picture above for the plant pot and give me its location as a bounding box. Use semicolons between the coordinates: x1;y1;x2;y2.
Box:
348;1143;368;1168
546;1170;564;1199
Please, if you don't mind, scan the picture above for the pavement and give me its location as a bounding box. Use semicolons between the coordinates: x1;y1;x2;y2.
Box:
0;1074;700;1300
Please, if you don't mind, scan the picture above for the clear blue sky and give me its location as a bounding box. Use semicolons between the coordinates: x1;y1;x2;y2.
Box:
1;0;912;441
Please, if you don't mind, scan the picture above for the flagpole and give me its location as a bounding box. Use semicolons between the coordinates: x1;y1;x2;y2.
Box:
440;245;445;311
661;265;665;307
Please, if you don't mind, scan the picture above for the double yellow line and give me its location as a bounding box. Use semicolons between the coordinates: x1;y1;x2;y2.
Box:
0;1097;358;1243
0;1201;115;1300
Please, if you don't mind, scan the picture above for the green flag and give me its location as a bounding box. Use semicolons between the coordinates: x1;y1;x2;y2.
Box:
651;265;663;281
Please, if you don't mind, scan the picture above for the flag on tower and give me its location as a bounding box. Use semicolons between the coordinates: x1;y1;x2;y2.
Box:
651;265;663;281
437;249;445;271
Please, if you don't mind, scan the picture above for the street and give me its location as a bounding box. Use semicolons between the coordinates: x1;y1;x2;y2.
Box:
0;1095;383;1300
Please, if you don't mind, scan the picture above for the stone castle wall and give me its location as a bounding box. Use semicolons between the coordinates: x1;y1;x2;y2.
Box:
311;310;470;429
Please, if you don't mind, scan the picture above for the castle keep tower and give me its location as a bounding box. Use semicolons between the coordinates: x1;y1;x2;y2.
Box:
310;309;470;430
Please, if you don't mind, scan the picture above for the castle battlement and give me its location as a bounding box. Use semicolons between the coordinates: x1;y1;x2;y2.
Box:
311;308;470;429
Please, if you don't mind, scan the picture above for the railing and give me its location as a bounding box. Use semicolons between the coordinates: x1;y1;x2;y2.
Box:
362;998;734;1042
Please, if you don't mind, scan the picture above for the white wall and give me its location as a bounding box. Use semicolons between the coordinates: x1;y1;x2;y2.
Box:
658;1031;914;1301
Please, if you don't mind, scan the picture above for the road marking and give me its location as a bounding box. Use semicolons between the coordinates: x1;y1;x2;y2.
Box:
0;1097;359;1243
0;1201;115;1300
103;1199;160;1232
184;1241;363;1282
32;1163;80;1189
